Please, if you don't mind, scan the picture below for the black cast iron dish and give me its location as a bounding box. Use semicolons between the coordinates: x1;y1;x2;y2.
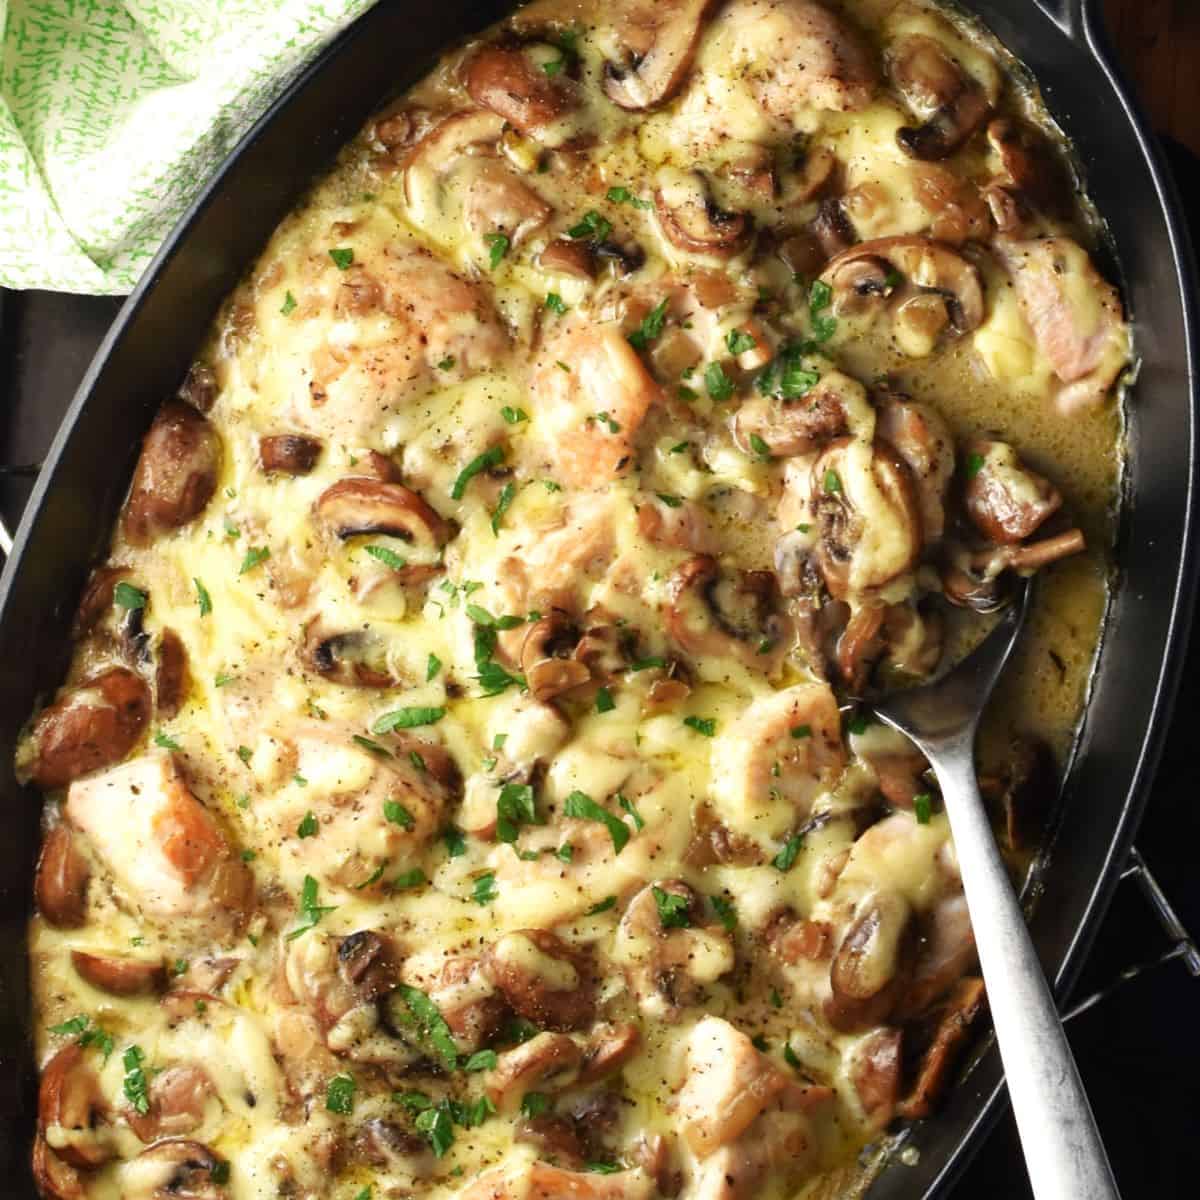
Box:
0;0;1194;1194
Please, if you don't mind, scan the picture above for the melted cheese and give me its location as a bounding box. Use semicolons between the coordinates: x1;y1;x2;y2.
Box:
22;2;1126;1198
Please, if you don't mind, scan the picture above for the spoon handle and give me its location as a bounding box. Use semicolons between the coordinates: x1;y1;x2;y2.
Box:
935;743;1120;1200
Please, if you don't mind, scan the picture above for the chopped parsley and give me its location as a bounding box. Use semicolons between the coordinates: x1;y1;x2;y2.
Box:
443;826;467;858
567;210;613;242
280;290;297;316
710;894;737;931
606;186;652;209
630;656;666;672
809;278;837;342
757;341;820;400
564;790;630;853
328;247;354;270
425;653;442;682
704;361;734;402
464;1049;498;1073
772;833;804;872
544;293;568;315
617;793;644;831
393;985;459;1070
652;886;692;929
286;874;337;940
325;1072;356;1115
372;706;445;733
364;544;407;570
192;577;212;616
384;800;415;830
520;1091;551;1119
748;433;772;461
586;895;617;915
683;715;716;737
847;713;870;736
593;411;621;434
966;452;986;478
491;481;516;536
238;545;270;575
214;672;235;687
236;744;253;764
595;686;615;713
122;1045;150;1115
496;782;537;843
501;405;529;424
472;873;498;906
437;355;456;370
484;231;510;269
823;469;842;494
913;792;933;824
296;811;318;838
392;868;426;890
790;724;813;739
726;328;757;355
113;581;146;610
585;1162;622;1175
451;444;505;500
655;492;683;507
153;731;182;752
627;298;669;351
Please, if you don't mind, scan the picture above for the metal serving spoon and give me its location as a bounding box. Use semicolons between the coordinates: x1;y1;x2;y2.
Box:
870;580;1120;1200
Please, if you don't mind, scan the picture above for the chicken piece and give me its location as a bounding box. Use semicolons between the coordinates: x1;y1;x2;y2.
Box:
718;0;878;118
284;241;508;442
993;237;1129;412
529;316;662;488
64;752;250;923
457;1160;655;1200
709;683;845;841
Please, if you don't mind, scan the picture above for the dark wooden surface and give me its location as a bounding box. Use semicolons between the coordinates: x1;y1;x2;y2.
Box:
1103;0;1200;156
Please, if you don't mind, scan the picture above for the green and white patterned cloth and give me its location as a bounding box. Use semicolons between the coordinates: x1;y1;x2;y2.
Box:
0;0;377;294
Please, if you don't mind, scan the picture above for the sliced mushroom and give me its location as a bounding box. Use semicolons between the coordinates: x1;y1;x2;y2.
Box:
962;439;1062;544
124;1065;215;1143
484;1031;584;1110
337;929;399;1002
38;1044;111;1169
733;369;857;459
156;628;189;720
898;892;976;1018
579;1022;642;1083
601;0;716;111
822;236;984;348
684;803;764;868
355;1119;434;1174
521;614;592;702
986;118;1074;221
834;604;886;694
887;34;991;160
655;168;751;259
465;40;580;145
72;566;131;638
485;929;595;1031
35;825;90;928
665;555;791;671
404;109;552;252
71;950;165;997
898;976;986;1119
825;889;917;1032
259;434;323;476
516;1113;586;1166
19;667;151;790
912;163;991;245
301;619;398;688
849;1027;903;1129
811;438;923;599
119;1139;230;1200
613;881;735;1019
314;478;452;550
123;401;221;546
538;237;597;281
426;954;508;1052
767;911;834;964
32;1134;85;1200
876;392;954;542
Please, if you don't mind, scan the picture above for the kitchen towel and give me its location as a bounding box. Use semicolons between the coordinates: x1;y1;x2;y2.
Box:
0;0;377;294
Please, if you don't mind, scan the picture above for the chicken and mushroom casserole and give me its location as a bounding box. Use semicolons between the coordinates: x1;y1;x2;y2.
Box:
20;0;1130;1197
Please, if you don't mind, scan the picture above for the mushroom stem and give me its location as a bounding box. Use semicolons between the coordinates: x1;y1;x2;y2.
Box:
1002;529;1086;571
